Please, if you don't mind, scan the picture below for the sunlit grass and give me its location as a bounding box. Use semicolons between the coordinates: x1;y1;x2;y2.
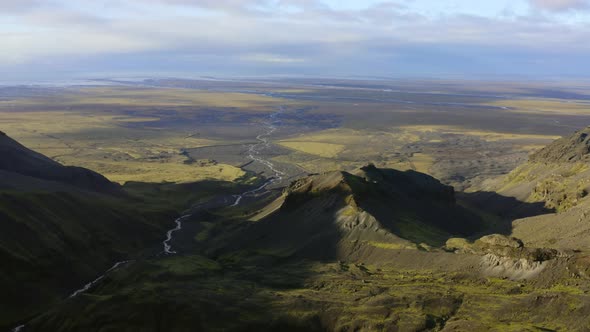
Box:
398;124;561;142
486;99;590;115
5;87;292;110
278;141;345;158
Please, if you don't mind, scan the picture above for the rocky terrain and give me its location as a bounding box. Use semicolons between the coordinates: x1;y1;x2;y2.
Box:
7;126;590;331
224;164;483;262
529;127;590;163
472;126;590;252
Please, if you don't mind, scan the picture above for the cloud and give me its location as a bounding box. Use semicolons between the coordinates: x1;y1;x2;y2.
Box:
528;0;590;11
3;0;590;78
0;0;44;13
22;9;107;27
142;0;273;14
242;53;306;63
140;0;408;22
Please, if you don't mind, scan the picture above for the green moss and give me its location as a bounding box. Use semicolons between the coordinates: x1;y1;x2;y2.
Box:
545;284;584;295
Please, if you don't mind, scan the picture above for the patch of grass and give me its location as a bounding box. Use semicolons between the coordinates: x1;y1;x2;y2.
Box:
86;159;245;184
398;125;560;142
409;152;434;173
545;284;585;295
279;141;345;158
486;99;590;115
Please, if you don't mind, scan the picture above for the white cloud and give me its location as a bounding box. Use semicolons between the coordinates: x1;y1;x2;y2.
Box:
0;0;43;12
2;0;590;77
242;53;305;63
529;0;590;11
0;29;157;64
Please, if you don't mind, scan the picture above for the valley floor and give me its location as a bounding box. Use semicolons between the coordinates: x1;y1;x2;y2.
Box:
5;78;590;331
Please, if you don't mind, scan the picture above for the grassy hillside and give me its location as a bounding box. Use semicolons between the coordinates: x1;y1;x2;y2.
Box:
22;236;590;331
0;132;253;329
12;165;590;332
0;179;253;330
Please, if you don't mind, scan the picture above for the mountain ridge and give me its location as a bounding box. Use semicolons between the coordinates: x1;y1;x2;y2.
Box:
221;164;484;263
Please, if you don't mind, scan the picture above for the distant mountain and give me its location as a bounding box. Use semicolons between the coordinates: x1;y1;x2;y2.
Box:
227;164;483;262
0;131;121;194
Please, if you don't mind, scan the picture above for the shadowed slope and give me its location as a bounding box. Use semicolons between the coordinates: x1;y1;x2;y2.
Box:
0;133;190;329
229;165;484;262
21;164;590;332
0;131;121;195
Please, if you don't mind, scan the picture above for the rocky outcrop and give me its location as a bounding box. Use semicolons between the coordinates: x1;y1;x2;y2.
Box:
476;234;524;248
445;234;567;280
479;253;547;280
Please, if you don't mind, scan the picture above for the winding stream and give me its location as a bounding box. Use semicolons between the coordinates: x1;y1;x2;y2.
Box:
162;215;190;254
163;106;285;251
69;260;133;298
230;106;286;206
164;106;285;253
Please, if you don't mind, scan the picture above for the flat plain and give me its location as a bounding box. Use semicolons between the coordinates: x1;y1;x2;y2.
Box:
2;78;589;189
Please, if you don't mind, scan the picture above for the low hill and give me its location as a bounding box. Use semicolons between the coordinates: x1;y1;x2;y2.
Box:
226;165;484;262
0;131;121;194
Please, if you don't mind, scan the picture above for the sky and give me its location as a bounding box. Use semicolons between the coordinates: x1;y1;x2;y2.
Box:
3;0;590;80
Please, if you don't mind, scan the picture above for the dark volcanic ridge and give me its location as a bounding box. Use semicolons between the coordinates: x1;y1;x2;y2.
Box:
226;164;484;262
